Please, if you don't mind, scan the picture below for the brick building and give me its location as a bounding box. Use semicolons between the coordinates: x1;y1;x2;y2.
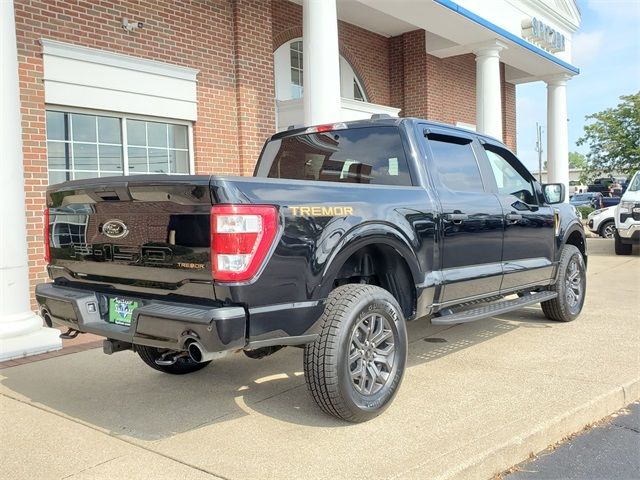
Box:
1;0;580;359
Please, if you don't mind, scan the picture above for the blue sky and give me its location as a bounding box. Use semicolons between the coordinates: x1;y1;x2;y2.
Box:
516;0;640;171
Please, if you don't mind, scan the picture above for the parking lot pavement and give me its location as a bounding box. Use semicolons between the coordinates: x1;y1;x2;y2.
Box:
1;237;638;480
506;402;640;480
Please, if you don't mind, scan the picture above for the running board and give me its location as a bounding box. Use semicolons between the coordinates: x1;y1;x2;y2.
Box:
431;291;557;326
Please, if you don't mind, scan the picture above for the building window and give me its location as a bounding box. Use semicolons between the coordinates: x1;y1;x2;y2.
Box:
274;38;368;102
290;40;304;99
46;110;192;184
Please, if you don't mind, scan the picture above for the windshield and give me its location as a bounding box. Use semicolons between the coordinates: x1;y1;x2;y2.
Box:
257;126;412;186
628;172;640;192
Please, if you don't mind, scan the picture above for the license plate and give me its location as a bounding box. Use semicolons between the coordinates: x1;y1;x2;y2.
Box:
108;297;138;326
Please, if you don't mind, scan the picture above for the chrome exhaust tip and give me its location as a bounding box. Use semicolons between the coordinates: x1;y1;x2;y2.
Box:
186;341;216;363
40;308;53;328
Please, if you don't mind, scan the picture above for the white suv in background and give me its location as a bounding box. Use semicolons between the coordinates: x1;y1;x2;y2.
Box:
614;171;640;255
587;206;617;238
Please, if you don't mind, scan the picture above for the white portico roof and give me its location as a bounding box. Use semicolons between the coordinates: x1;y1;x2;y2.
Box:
332;0;581;83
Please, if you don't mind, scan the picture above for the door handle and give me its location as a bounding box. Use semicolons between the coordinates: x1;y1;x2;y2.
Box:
445;213;468;223
506;213;522;223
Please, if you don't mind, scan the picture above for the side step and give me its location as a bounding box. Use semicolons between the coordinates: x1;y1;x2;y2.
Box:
431;291;557;326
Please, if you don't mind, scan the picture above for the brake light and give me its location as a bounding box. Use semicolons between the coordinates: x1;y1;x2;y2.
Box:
210;205;278;282
305;122;347;134
44;208;51;263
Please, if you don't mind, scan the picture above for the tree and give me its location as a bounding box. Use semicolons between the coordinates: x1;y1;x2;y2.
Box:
577;92;640;178
543;151;586;171
568;151;586;169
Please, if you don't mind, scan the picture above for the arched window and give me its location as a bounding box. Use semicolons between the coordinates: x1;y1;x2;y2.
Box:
274;38;368;102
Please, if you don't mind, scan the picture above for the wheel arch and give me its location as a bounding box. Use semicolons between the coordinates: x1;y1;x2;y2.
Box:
563;224;587;265
319;225;420;319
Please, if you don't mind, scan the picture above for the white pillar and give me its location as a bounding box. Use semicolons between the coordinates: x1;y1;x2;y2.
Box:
546;74;571;197
474;41;507;140
0;0;62;361
303;0;341;126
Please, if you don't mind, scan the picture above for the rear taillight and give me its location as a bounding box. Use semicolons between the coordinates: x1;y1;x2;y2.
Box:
210;205;278;283
44;208;51;263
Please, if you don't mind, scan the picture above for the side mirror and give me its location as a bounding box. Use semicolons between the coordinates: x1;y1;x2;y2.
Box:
543;183;565;204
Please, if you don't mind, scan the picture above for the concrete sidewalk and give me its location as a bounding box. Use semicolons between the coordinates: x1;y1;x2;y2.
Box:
1;238;638;480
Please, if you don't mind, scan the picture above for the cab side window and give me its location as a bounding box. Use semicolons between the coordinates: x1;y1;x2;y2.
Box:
484;145;537;205
426;133;484;193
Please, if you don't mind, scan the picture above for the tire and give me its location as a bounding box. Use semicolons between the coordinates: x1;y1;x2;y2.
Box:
614;231;632;255
137;345;211;375
541;245;586;322
599;220;616;239
304;284;408;422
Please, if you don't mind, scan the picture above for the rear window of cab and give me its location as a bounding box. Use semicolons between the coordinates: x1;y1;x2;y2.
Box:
257;126;413;186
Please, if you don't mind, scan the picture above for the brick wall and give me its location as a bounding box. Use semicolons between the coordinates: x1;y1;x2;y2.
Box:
14;0;272;308
390;28;516;149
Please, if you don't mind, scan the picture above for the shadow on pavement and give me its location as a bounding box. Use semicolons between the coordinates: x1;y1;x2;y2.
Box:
0;306;560;440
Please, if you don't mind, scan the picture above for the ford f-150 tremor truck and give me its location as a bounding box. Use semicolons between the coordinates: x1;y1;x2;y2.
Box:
37;117;587;422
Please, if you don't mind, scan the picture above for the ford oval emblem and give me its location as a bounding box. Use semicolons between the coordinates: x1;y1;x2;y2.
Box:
102;219;129;239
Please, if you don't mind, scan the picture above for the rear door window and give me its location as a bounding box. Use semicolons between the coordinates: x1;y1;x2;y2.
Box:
425;133;484;193
257;126;412;186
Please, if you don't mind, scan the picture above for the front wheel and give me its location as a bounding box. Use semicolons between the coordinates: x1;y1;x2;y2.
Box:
304;284;408;422
137;345;211;375
541;245;586;322
599;220;616;239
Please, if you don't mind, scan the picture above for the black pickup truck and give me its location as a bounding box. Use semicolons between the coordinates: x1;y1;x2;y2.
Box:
37;118;587;422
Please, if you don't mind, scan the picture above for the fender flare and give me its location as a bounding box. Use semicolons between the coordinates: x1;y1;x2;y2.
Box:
317;222;421;298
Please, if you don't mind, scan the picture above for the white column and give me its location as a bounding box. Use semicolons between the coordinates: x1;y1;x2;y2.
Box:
0;0;62;361
546;74;571;197
303;0;341;126
474;41;507;140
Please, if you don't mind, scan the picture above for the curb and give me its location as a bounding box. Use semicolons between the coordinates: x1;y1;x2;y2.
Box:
438;378;640;480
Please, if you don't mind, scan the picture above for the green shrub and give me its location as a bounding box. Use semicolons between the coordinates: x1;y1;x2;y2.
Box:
576;206;594;218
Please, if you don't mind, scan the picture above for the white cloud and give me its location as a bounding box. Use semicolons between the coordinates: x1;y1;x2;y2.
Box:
571;30;604;66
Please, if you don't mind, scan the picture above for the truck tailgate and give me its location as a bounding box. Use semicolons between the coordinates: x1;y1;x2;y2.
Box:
46;175;216;302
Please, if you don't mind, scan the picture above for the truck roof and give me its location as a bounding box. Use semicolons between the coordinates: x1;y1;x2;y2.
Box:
271;117;505;147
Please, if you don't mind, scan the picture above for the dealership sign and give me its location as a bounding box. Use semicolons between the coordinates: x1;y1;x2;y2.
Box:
522;18;565;53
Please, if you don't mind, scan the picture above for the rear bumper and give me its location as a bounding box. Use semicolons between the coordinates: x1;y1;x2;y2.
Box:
35;283;246;353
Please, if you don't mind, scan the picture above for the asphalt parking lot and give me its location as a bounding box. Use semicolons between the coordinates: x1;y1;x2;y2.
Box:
1;237;638;480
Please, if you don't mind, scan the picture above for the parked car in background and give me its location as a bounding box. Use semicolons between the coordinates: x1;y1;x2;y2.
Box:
588;177;616;194
570;192;597;207
590;192;622;210
614;171;640;255
587;206;617;239
568;180;587;197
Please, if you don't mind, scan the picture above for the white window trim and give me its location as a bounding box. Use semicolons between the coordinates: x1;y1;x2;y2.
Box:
46;105;195;177
41;39;199;81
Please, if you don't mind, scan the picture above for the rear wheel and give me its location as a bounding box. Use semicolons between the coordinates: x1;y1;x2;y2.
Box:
137;345;211;375
614;231;632;255
599;220;616;239
541;245;586;322
304;284;407;422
